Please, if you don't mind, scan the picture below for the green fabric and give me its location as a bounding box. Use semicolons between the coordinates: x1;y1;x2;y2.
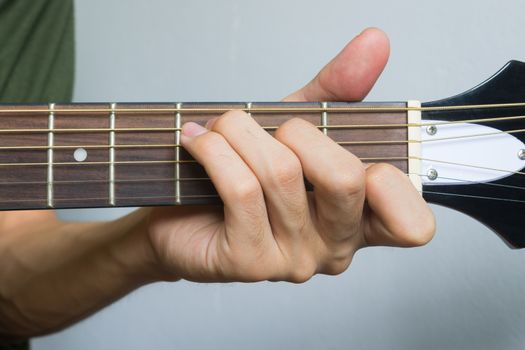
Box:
0;340;29;350
0;1;74;349
0;0;74;103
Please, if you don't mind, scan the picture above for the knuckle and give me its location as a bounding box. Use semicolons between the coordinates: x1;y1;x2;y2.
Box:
275;117;313;141
366;162;402;189
277;207;311;240
323;161;365;196
287;262;316;284
221;245;271;282
322;257;353;276
230;176;263;205
271;153;303;188
192;131;224;158
213;109;250;131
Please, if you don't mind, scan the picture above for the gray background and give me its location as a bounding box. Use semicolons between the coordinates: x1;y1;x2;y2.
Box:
33;0;525;349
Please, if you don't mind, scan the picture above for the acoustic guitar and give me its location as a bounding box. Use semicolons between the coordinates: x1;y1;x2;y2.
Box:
0;61;523;248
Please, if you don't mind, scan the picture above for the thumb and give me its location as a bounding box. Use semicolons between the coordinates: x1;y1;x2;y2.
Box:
284;27;390;102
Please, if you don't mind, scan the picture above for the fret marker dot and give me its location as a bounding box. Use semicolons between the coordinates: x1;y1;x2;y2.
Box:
74;148;87;162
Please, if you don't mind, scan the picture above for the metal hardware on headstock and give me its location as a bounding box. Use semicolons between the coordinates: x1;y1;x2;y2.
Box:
422;60;525;248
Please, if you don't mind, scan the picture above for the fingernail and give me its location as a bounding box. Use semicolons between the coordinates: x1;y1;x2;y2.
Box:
181;122;208;137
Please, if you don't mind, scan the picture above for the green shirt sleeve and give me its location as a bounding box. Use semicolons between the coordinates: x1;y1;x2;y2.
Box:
0;340;31;350
0;1;74;349
0;0;75;103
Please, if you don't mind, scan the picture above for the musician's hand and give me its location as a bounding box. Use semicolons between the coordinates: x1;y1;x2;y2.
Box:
145;28;435;283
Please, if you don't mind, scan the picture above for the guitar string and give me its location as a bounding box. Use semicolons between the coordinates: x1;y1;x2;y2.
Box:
419;191;525;204
0;166;521;203
0;173;524;192
0;140;410;151
416;174;525;190
0;111;522;154
0;125;523;151
414;157;525;176
0;114;524;134
0;155;522;180
0;194;221;203
420;128;525;143
1;101;525;114
2;190;525;205
0;157;410;167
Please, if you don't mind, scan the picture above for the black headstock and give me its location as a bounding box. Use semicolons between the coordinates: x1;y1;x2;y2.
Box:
422;61;525;248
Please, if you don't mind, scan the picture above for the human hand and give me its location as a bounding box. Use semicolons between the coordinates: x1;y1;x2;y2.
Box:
145;28;435;283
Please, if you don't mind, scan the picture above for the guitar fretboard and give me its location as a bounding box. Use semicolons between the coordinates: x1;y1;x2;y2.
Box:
0;102;409;210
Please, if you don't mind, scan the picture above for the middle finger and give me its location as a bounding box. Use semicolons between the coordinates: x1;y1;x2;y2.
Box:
209;110;312;242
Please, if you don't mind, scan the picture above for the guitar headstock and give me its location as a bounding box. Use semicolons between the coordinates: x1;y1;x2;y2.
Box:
421;60;525;248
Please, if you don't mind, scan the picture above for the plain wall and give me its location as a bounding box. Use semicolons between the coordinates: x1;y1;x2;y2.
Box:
33;0;525;349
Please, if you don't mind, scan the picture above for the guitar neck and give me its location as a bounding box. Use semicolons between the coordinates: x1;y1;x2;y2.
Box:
0;101;417;210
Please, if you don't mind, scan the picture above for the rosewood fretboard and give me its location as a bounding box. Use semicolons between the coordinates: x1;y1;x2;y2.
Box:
0;102;409;210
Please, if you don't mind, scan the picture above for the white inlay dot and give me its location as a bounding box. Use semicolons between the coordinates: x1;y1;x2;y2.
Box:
74;148;88;162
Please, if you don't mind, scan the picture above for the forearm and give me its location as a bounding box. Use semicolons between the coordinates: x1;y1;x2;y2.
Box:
0;208;167;339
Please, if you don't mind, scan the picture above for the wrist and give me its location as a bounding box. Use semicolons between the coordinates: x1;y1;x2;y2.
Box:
107;208;179;285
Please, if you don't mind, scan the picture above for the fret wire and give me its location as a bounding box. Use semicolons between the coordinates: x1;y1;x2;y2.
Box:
246;102;252;117
175;103;182;204
1;101;525;114
47;103;55;208
321;102;328;136
109;103;116;206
